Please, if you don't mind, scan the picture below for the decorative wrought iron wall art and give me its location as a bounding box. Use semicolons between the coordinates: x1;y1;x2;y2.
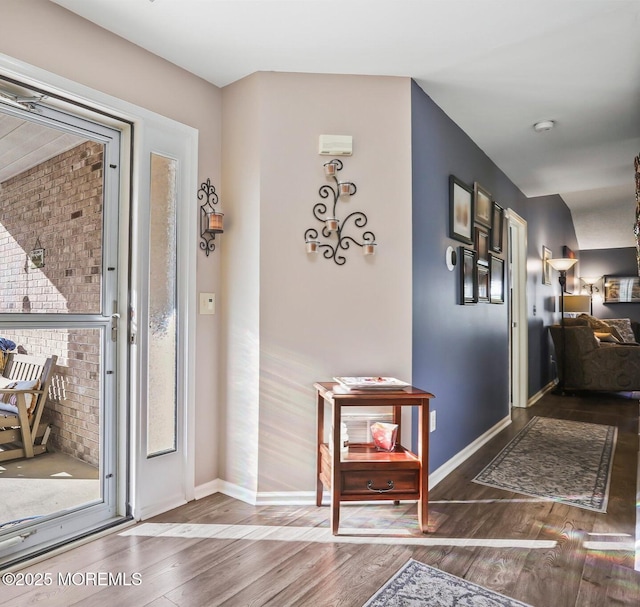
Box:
304;159;376;265
198;178;224;256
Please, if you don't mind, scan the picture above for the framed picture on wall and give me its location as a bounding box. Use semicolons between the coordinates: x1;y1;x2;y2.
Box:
475;225;490;266
461;247;478;304
604;276;640;303
474;182;492;228
449;175;474;244
490;202;504;252
478;264;490;302
542;246;552;285
490;254;505;304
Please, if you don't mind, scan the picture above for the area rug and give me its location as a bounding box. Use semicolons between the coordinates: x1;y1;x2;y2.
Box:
363;559;531;607
473;416;617;512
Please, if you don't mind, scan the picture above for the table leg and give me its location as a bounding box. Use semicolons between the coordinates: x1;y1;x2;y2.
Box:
394;404;402;441
331;401;341;534
418;399;429;533
316;391;324;506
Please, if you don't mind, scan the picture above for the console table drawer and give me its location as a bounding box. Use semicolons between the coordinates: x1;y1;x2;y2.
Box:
341;469;419;497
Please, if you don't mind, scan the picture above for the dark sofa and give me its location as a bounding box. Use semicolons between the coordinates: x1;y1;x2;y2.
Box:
549;316;640;392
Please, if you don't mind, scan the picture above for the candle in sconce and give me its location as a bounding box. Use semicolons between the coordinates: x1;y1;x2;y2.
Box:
324;162;337;177
363;242;377;255
208;212;224;232
306;240;319;253
338;182;352;196
325;217;339;232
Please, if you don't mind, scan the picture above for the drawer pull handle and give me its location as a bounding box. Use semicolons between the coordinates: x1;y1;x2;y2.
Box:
366;480;394;493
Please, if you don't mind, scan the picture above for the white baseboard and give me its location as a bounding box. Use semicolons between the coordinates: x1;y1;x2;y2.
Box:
199;414;509;507
214;479;257;505
527;380;557;407
195;478;257;505
196;415;515;507
255;491;318;506
195;482;323;506
194;478;222;501
428;415;512;490
194;482;414;507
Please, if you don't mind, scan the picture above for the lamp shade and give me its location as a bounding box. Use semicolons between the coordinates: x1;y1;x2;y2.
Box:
547;257;578;272
581;276;601;286
563;294;591;314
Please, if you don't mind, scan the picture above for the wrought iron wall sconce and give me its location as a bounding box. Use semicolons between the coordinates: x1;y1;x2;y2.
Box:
198;178;224;256
304;159;376;265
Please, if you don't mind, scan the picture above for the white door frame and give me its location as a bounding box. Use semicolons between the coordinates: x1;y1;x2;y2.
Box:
131;118;198;520
506;209;528;408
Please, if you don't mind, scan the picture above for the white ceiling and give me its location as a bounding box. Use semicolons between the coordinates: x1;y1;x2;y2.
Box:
27;1;640;249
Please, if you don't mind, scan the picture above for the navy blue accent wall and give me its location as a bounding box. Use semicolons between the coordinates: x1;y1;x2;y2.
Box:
411;81;578;473
411;81;523;472
580;247;640;322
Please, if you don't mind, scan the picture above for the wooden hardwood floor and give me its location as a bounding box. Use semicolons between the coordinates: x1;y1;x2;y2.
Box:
3;392;639;606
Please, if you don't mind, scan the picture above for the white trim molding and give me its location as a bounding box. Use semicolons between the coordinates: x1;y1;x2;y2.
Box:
528;380;557;407
200;413;512;507
194;479;223;501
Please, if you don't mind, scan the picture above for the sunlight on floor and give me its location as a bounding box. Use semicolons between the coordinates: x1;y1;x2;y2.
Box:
121;522;559;548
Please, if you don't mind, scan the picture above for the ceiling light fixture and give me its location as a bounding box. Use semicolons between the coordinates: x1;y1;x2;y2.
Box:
533;120;555;133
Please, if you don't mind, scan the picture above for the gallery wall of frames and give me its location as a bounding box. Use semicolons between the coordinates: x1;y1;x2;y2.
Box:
449;174;505;305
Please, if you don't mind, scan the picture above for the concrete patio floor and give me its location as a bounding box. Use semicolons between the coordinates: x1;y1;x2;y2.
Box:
0;451;99;529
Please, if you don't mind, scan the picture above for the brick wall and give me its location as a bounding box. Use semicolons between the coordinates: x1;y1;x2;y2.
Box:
0;141;104;466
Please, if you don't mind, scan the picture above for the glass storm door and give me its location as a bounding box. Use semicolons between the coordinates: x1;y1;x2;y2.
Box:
0;97;124;566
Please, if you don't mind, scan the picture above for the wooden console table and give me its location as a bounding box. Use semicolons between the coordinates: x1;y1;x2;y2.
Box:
314;381;433;535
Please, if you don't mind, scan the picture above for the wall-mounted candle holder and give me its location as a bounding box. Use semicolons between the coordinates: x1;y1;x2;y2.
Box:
304;159;376;266
199;178;224;256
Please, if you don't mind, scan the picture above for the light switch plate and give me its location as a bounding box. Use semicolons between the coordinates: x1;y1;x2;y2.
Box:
199;293;215;315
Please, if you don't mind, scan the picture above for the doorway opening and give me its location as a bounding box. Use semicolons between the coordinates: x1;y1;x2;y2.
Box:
506;209;528;408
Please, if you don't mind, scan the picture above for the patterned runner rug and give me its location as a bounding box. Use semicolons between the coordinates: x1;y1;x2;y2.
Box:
363;559;531;607
473;416;617;512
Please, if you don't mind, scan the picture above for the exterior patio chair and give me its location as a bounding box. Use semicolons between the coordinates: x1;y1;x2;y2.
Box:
0;353;58;462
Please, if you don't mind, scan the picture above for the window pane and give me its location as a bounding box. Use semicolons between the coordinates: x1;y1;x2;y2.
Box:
146;153;177;456
0;327;102;527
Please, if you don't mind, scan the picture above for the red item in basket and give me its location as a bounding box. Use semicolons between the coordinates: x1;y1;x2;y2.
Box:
370;422;398;451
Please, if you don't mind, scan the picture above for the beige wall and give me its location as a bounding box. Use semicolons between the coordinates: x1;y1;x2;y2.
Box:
2;1;414;498
1;0;223;487
222;73;413;493
220;75;262;494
